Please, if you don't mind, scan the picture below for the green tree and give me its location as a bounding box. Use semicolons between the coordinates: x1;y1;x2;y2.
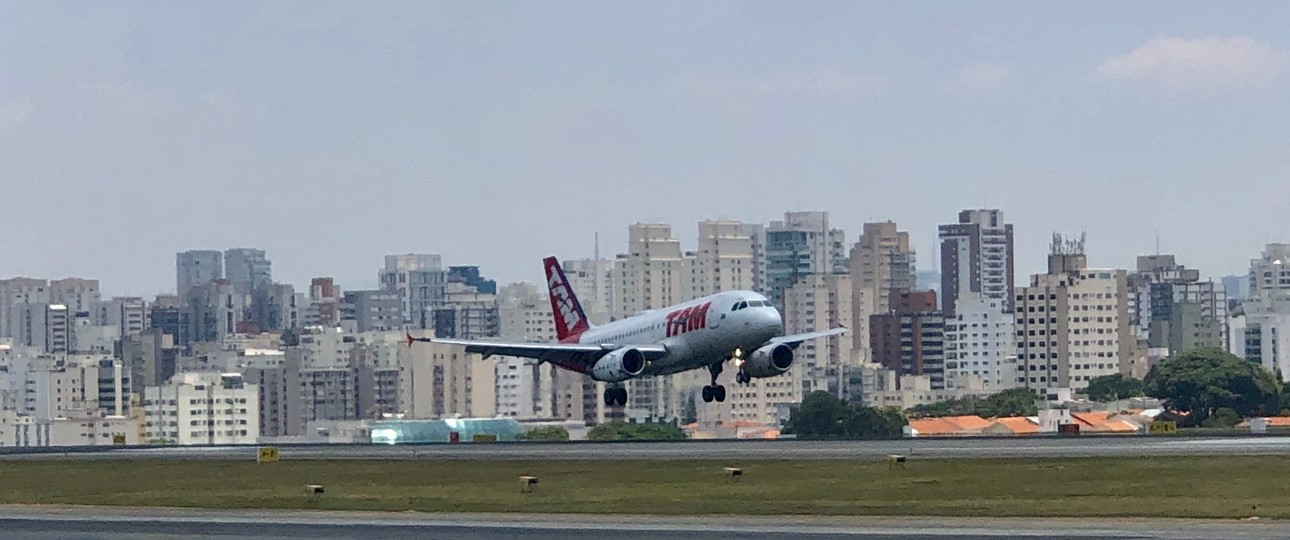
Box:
909;397;973;418
909;389;1037;419
1201;407;1242;429
586;421;685;441
975;388;1039;418
1085;374;1146;402
518;426;570;441
785;391;907;439
783;391;848;439
1145;347;1282;426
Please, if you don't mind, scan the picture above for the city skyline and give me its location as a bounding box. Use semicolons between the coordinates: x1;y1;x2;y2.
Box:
3;3;1290;295
2;211;1265;298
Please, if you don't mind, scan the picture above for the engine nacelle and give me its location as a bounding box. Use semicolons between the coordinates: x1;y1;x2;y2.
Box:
590;348;646;382
744;343;793;378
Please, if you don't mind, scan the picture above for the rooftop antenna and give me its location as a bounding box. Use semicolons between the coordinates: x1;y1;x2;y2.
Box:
594;231;600;261
1155;231;1160;256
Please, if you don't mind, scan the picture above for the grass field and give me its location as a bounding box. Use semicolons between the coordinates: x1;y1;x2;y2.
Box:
1;457;1289;518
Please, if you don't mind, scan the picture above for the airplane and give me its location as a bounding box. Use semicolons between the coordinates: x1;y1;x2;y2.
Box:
408;256;847;406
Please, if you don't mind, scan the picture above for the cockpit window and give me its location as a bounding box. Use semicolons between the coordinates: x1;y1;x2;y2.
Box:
732;301;748;311
748;300;764;307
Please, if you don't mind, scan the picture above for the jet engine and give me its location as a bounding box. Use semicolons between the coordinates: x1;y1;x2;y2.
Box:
591;348;646;382
743;343;793;378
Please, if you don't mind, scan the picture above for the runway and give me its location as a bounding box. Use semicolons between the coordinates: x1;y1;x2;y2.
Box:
2;507;1290;540
0;507;1287;539
3;435;1290;461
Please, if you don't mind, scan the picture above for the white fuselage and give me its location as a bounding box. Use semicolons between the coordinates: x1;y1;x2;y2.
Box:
576;291;783;377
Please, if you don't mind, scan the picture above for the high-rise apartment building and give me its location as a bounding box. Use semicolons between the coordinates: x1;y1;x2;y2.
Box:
613;224;691;321
691;220;755;298
1128;255;1227;355
98;297;146;338
142;372;259;445
379;254;446;328
0;278;50;340
305;278;341;327
432;283;500;339
495;284;559;420
340;291;402;333
1013;235;1134;390
184;280;246;344
944;293;1018;391
250;283;299;332
224;248;272;293
763;211;847;307
850;221;917;315
561;258;614;325
50;278;100;316
613;223;693;420
176;250;223;295
870;290;945;387
938;209;1014;316
1233;244;1290;380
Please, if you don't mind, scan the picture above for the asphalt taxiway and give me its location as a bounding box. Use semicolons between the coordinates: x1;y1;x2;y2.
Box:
0;507;1287;540
3;436;1289;461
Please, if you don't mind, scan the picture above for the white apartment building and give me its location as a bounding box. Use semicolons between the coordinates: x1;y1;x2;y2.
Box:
1233;244;1290;380
614;223;693;420
98;297;146;338
1249;243;1290;298
1;278;51;340
495;285;559;419
613;224;692;320
296;325;354;369
143;372;259;445
398;330;497;419
691;221;755;298
561;258;615;325
944;293;1018;391
50;278;100;316
1014;244;1134;390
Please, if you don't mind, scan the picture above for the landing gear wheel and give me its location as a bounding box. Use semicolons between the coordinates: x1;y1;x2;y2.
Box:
605;387;628;407
735;372;749;384
713;385;727;403
701;385;714;403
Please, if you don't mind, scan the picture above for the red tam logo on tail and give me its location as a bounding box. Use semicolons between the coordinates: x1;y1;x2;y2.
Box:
544;257;590;342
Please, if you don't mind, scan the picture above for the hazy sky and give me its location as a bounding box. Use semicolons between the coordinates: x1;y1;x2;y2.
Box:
3;3;1289;296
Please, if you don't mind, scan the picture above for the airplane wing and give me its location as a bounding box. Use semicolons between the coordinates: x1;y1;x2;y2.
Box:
408;335;667;373
766;327;848;349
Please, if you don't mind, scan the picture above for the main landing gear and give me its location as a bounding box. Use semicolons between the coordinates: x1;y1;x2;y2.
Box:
702;362;727;403
603;386;627;407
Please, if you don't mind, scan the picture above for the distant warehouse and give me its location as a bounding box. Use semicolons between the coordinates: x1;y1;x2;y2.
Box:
370;418;522;444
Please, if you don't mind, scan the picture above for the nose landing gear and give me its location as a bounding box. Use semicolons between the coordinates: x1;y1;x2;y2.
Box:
732;347;751;385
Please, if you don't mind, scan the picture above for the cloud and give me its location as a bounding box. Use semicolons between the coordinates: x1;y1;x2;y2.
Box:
670;66;886;100
1098;36;1287;87
943;63;1016;94
0;98;33;129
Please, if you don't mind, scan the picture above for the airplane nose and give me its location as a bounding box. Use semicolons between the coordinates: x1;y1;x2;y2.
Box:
764;308;784;335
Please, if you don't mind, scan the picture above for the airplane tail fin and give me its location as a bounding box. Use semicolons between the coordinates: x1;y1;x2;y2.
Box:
544;256;591;342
